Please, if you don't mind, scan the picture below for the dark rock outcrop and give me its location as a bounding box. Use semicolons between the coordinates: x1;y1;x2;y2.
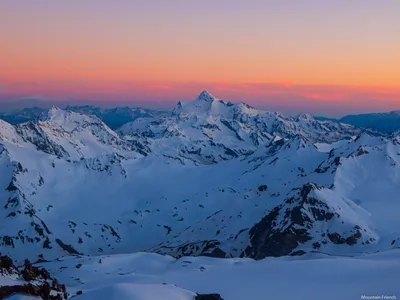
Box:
244;184;321;259
195;294;224;300
153;240;225;259
257;185;268;192
15;121;69;158
0;254;68;299
201;247;226;258
0;255;18;275
55;238;82;255
244;183;372;259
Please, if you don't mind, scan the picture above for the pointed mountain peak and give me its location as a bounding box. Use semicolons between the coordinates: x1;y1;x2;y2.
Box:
195;90;217;103
173;91;219;115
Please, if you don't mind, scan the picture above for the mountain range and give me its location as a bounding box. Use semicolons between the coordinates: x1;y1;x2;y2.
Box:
0;91;399;299
0;105;168;130
316;111;400;133
1;96;400;133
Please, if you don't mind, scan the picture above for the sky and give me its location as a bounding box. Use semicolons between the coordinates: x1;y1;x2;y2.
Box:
0;0;399;117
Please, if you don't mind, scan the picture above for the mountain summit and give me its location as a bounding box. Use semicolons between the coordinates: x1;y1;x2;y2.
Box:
194;90;218;103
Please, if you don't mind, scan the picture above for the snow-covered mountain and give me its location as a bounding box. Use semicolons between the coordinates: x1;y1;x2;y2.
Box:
1;91;399;268
0;105;168;130
0;107;148;160
119;91;362;164
1;91;399;299
65;105;170;129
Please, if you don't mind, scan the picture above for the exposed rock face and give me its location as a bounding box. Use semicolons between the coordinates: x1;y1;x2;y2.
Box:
16;121;70;158
0;283;67;300
0;255;19;275
195;294;224;300
244;183;376;259
201;247;226;258
22;261;53;282
0;255;68;299
153;240;225;259
257;185;268;192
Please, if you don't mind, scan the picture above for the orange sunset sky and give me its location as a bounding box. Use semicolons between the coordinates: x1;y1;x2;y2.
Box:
0;0;399;116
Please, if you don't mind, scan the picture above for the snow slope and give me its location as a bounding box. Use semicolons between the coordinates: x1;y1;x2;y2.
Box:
4;250;399;300
36;250;400;300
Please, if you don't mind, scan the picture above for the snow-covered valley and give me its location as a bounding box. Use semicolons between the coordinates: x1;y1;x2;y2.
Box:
1;91;399;299
3;250;400;300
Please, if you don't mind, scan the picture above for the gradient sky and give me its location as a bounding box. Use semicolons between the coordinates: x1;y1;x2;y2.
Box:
1;0;399;116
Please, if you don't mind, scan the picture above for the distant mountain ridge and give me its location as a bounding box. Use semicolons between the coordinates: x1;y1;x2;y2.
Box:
119;91;362;164
0;106;169;130
316;111;400;133
65;105;169;129
339;111;400;133
1;96;399;133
